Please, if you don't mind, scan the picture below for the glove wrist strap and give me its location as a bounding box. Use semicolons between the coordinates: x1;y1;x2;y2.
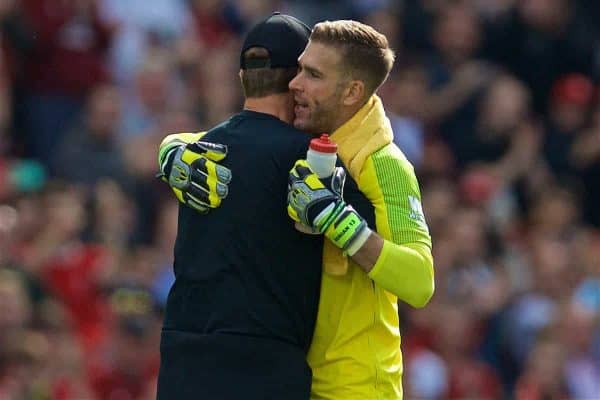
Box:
345;225;372;256
324;205;369;252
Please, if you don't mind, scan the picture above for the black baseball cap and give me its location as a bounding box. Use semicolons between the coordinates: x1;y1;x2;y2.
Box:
240;12;311;70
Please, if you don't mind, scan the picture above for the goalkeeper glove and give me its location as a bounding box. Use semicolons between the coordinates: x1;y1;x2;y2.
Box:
287;160;371;256
158;141;232;213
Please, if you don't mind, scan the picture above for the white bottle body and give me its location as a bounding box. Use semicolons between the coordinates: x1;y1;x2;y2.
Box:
307;148;337;178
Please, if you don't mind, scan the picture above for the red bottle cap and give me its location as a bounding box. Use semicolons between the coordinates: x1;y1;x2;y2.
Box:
309;134;337;153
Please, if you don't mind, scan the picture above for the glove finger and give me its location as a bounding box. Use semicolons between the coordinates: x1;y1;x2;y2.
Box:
191;180;224;209
186;182;210;203
214;164;232;185
294;159;311;169
289;167;301;180
184;193;210;214
287;204;300;222
313;201;345;232
187;181;225;210
289;165;326;192
186;185;223;210
169;151;193;190
292;165;314;180
173;185;211;213
290;159;312;177
288;171;302;187
179;147;203;165
187;141;228;161
329;167;346;197
190;168;229;199
303;173;326;191
290;161;323;190
193;157;232;185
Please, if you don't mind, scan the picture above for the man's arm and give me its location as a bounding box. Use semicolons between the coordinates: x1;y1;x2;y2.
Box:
350;233;434;308
288;144;435;308
342;145;435;307
346;146;434;307
349;232;382;271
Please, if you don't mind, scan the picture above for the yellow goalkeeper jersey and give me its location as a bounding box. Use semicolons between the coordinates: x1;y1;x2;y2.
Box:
308;96;434;400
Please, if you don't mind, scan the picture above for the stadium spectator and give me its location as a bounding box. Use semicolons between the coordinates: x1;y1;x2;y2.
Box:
53;84;129;186
18;0;115;165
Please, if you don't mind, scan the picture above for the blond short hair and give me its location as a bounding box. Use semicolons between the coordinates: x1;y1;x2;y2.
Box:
311;20;395;95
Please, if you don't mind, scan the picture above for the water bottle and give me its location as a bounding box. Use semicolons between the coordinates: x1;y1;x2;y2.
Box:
306;134;337;178
295;134;338;235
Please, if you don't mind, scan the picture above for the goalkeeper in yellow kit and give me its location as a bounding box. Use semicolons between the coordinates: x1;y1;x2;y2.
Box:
159;19;434;400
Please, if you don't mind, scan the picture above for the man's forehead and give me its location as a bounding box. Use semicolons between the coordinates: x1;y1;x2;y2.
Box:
299;41;340;67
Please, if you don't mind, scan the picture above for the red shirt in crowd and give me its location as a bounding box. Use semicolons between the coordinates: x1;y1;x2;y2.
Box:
20;0;114;97
40;242;111;351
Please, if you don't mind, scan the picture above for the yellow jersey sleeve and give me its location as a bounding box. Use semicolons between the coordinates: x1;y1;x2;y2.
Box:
368;241;434;308
358;143;435;307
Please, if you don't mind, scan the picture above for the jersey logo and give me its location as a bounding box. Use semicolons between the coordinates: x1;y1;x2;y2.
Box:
408;195;428;231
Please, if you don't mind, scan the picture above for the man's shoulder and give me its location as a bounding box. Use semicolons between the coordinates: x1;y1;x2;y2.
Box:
242;116;309;141
368;143;415;176
359;143;422;196
207;114;309;142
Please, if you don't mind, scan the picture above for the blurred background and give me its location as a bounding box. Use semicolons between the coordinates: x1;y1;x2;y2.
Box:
0;0;598;399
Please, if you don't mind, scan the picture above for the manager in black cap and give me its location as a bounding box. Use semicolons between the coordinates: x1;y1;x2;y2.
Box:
156;13;324;400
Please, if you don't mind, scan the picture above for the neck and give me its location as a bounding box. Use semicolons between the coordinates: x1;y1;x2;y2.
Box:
243;93;294;124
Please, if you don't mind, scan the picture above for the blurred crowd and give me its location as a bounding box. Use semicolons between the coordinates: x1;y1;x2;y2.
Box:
0;0;598;399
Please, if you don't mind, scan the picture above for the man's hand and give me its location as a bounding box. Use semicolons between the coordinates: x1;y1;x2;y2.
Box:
159;141;232;213
287;160;371;255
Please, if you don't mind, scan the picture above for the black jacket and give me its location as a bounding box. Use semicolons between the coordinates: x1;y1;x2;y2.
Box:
157;111;323;400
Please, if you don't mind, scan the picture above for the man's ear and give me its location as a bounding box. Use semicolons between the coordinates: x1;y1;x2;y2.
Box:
342;80;365;107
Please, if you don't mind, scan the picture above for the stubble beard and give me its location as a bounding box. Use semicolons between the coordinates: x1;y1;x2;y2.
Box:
294;105;327;134
303;99;342;134
295;86;345;133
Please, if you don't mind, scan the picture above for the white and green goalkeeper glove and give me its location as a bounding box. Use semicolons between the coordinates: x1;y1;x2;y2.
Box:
158;140;232;213
287;160;372;256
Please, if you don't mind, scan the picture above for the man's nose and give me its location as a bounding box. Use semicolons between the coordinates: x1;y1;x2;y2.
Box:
289;74;301;91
